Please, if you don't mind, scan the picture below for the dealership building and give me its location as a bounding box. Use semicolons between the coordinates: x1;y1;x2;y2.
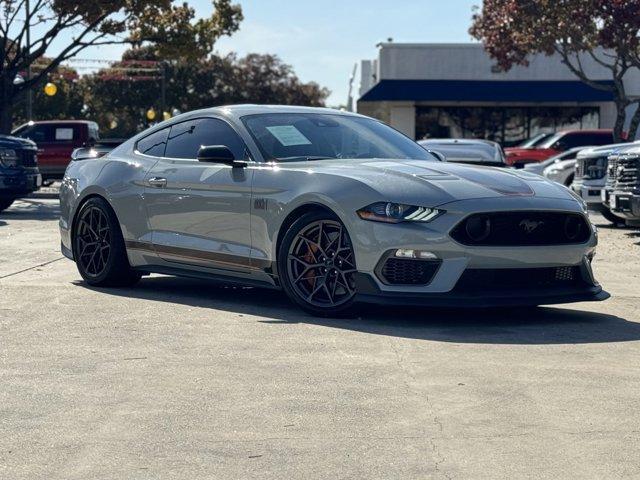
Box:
357;43;640;144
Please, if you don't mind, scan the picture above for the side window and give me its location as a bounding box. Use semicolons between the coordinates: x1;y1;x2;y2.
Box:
164;118;247;160
54;127;75;141
22;125;53;143
590;134;613;146
137;127;170;157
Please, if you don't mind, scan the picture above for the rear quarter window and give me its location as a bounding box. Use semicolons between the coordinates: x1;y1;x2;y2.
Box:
136;127;170;157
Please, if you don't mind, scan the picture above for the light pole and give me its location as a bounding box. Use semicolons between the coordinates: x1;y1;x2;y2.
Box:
25;0;33;120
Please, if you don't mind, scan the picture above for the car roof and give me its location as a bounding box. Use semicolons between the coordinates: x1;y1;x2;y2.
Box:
173;104;366;122
20;120;97;125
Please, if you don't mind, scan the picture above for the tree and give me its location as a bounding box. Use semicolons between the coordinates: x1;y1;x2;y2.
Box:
12;61;84;126
470;0;640;142
0;0;242;133
82;48;330;137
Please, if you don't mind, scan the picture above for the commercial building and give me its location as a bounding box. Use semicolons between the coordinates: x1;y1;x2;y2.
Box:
357;43;640;144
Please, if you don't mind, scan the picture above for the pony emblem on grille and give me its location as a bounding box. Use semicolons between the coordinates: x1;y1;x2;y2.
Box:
519;219;544;234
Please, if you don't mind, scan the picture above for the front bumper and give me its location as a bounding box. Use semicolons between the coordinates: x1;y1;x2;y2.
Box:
351;197;598;294
355;256;609;307
572;178;605;205
603;189;640;222
355;271;609;307
0;170;41;197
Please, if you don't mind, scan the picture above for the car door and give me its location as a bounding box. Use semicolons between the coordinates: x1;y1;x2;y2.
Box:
143;117;254;272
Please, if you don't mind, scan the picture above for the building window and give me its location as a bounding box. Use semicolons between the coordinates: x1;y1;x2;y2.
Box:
415;106;600;147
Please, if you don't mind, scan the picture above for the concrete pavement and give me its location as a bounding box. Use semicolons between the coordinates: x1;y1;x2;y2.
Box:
1;198;639;479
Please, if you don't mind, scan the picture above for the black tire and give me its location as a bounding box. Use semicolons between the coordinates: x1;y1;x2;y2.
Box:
278;211;358;316
0;198;15;212
73;197;141;287
600;206;624;226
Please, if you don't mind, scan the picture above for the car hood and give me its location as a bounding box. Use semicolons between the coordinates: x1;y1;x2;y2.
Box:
288;158;577;207
0;134;36;149
504;147;556;158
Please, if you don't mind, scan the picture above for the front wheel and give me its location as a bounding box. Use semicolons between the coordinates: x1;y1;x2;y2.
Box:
279;212;358;316
599;206;625;226
73;197;141;287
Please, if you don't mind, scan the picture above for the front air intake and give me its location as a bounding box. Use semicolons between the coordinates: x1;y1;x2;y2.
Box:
450;211;591;246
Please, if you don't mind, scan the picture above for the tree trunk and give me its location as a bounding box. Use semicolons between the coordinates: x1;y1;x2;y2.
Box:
612;99;628;143
0;77;16;134
627;102;640;141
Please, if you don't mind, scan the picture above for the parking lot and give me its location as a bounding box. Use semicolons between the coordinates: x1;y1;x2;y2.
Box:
1;197;639;479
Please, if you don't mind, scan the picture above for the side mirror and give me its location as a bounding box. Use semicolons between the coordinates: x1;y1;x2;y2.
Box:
427;149;446;162
197;145;244;166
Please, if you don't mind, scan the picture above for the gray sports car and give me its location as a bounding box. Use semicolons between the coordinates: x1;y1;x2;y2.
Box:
59;105;608;315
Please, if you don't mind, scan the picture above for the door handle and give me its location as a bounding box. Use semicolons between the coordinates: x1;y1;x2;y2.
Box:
148;177;167;188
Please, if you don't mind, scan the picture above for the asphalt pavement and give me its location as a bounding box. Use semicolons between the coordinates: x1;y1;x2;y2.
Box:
1;198;639;479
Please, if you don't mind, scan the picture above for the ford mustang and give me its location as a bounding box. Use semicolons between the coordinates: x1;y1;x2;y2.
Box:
59;105;609;315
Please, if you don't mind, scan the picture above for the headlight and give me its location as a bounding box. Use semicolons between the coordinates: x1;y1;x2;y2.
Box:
357;202;444;224
0;148;19;167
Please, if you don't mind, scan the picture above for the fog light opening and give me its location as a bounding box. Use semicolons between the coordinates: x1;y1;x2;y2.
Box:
394;249;438;260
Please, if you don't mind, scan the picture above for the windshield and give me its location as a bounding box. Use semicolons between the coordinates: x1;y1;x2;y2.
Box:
241;113;434;162
517;133;553;148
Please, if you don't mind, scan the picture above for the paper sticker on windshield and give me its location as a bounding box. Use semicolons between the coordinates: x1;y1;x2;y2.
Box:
266;125;312;146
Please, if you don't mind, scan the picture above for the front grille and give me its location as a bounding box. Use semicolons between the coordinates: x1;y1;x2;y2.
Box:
378;258;441;285
450;211;591;246
612;154;640;192
606;154;619;188
454;266;584;293
575;156;607;180
17;149;37;167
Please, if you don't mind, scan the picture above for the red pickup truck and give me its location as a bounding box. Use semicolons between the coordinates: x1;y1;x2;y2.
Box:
12;120;100;182
504;129;614;167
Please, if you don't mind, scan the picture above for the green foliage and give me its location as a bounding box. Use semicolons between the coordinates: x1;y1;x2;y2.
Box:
0;0;243;132
82;49;330;137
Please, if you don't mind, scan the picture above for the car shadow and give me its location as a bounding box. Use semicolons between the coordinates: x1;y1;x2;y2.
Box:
77;275;640;346
0;198;60;222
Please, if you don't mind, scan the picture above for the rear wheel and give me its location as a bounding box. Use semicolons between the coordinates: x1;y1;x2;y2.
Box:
0;198;15;212
73;197;141;287
279;211;358;316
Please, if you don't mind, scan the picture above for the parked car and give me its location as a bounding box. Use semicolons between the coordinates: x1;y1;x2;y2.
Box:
0;134;41;213
524;147;587;184
59;105;608;316
418;139;507;167
504;129;614;167
603;145;640;227
571;142;636;224
12;120;100;182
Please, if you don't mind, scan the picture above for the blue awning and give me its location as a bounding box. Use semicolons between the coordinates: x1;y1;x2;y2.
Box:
358;80;615;103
